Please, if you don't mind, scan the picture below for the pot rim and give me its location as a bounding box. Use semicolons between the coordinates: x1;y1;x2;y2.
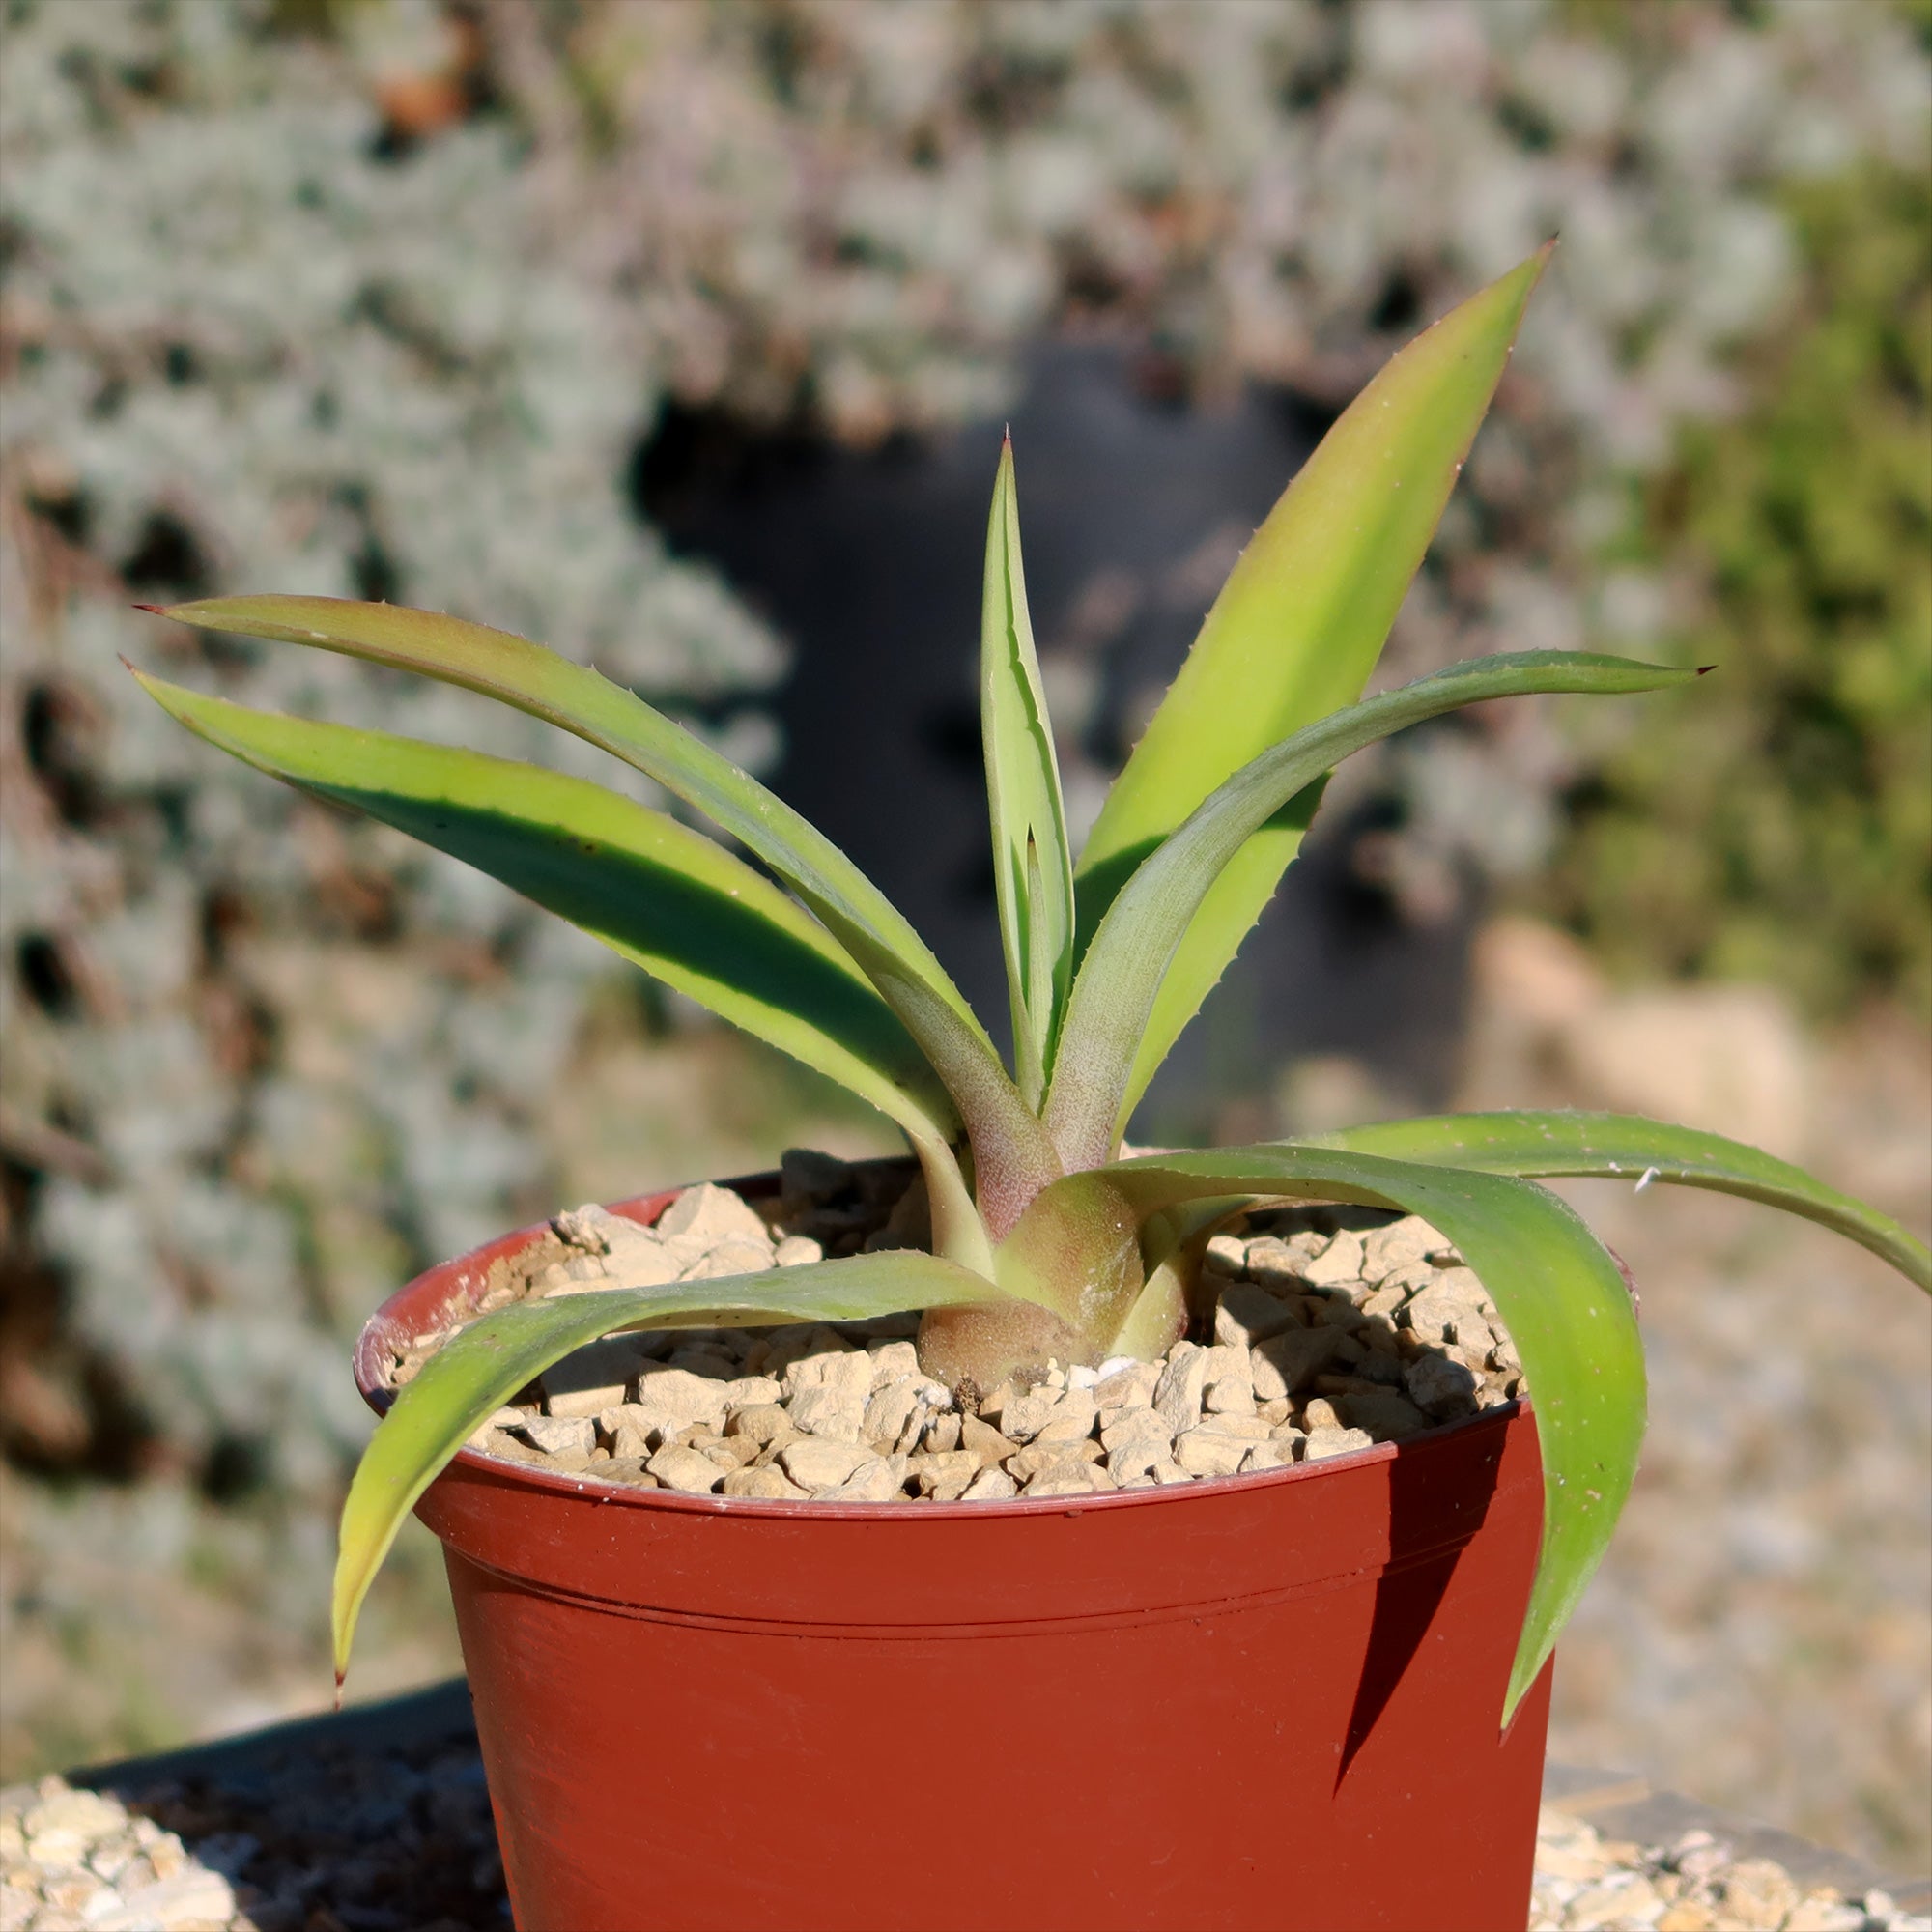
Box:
354;1169;1526;1526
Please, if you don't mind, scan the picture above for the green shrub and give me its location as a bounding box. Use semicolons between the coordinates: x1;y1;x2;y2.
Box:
1540;164;1932;1018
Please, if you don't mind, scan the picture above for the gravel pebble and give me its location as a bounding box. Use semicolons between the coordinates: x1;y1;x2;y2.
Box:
9;1773;1918;1932
407;1188;1539;1506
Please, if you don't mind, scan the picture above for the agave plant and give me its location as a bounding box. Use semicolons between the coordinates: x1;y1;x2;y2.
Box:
134;248;1929;1715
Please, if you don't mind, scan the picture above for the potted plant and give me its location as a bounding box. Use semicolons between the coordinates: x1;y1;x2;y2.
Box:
133;249;1927;1932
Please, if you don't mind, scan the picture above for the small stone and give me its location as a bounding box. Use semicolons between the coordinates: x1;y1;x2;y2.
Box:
1022;1458;1118;1496
1244;1235;1317;1288
998;1386;1064;1442
960;1465;1018;1500
1008;1439;1104;1482
598;1457;658;1487
1360;1217;1447;1281
1103;1423;1178;1485
686;1430;758;1467
541;1337;651;1418
1153;1343;1211;1431
1359;1282;1407;1321
1338;1389;1433;1440
1033;1392;1100;1445
517;1414;596;1458
866;1374;951;1453
1203;1234;1248;1276
1094;1361;1161;1411
1567;1875;1662;1929
1405;1351;1481;1419
790;1382;868;1441
1173;1427;1255;1477
815;1455;909;1502
774;1235;823;1266
1250;1328;1345;1402
910;1449;982;1499
679;1236;777;1281
22;1792;122;1850
724;1403;795;1447
656;1181;772;1247
1214;1283;1301;1347
784;1346;873;1403
1302;1426;1375;1461
959;1414;1019;1469
1406;1268;1492;1342
646;1444;726;1493
90;1869;237;1932
625;1367;732;1438
758;1323;851;1378
1201;1344;1254;1414
1655;1905;1716;1932
1303;1228;1365;1286
577;1244;678;1293
779;1438;874;1490
865;1340;921;1385
921;1411;962;1454
721;1463;808;1499
1300;1397;1343;1430
1783;1897;1868;1932
1308;1293;1368;1331
1666;1830;1729;1881
720;1375;783;1410
1716;1861;1801;1930
1239;1442;1293;1473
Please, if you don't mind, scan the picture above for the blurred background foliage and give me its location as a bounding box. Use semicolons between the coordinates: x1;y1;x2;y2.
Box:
1537;160;1932;1019
0;0;1926;1861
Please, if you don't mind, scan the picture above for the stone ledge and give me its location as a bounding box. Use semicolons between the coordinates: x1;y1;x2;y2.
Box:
1;1682;1919;1930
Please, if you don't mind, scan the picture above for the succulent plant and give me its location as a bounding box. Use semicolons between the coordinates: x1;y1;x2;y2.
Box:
135;254;1930;1717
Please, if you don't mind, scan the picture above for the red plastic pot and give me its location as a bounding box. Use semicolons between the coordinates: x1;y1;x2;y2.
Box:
355;1178;1553;1932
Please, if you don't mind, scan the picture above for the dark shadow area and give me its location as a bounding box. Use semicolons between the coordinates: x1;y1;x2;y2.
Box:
633;337;1480;1136
1335;1411;1507;1786
79;1681;508;1930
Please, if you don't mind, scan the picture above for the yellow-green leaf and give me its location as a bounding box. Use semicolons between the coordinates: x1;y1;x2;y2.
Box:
981;440;1074;1106
335;1251;1017;1682
1073;248;1552;1126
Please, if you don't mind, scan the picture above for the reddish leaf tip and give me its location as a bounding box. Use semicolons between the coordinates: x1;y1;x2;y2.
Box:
1695;664;1717;676
130;602;165;614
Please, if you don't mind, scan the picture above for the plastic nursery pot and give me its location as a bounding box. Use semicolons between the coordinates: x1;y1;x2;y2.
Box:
354;1177;1554;1932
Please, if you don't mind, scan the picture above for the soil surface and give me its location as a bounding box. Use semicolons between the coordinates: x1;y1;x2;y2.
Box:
410;1159;1526;1504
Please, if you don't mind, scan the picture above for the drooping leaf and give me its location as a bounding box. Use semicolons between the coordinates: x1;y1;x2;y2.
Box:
1006;1142;1646;1722
1046;652;1700;1167
136;672;960;1140
981;440;1075;1107
335;1250;1018;1682
141;596;1063;1225
1073;249;1552;1115
1310;1111;1932;1291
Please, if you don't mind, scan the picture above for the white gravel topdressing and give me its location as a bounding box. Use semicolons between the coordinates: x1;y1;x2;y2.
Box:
385;1153;1531;1504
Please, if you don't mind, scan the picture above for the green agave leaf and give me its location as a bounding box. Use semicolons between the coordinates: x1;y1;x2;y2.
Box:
1311;1112;1932;1291
982;440;1075;1108
1074;249;1551;1118
335;1250;1016;1683
142;595;1061;1223
1047;653;1699;1168
135;671;962;1147
1009;1143;1646;1722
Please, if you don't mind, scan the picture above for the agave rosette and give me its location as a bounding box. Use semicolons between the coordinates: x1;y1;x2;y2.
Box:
136;247;1930;1715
